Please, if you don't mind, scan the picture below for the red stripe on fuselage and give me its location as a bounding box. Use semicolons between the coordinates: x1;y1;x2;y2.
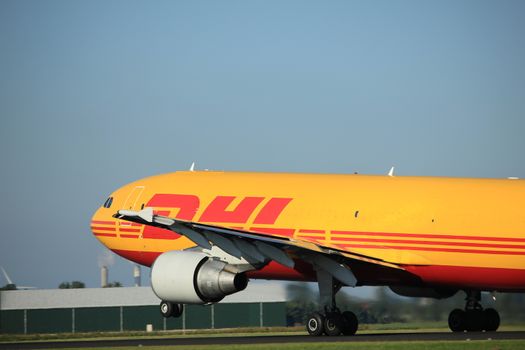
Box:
299;229;325;234
91;220;114;225
93;232;117;237
404;265;525;291
249;227;295;237
331;230;525;243
335;243;525;255
91;226;116;231
332;236;525;250
111;249;162;266
119;228;142;233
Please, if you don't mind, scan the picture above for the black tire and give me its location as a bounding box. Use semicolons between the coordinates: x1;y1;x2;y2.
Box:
160;300;173;318
448;309;466;332
465;309;484;332
172;303;184;318
484;308;500;331
306;312;325;336
323;312;343;336
341;311;358;336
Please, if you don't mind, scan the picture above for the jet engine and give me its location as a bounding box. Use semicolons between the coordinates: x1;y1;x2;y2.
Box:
151;251;248;304
389;286;457;299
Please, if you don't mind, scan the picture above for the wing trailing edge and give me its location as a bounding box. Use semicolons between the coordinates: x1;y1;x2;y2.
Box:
114;208;404;286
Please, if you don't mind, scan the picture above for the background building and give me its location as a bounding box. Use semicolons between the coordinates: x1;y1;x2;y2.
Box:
0;282;286;334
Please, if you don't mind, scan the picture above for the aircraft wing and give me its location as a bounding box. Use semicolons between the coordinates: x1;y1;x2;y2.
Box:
115;207;403;287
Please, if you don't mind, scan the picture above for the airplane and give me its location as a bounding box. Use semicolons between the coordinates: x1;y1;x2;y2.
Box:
91;169;525;336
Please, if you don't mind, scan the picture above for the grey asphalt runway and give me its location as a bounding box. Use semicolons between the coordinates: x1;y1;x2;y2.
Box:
1;331;524;349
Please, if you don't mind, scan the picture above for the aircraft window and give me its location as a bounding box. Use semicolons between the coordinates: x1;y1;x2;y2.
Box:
103;197;114;208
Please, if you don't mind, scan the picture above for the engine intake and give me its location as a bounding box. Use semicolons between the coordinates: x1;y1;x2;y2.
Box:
151;251;248;304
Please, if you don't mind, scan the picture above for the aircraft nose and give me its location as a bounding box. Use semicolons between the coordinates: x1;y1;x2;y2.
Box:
91;207;103;229
91;196;117;238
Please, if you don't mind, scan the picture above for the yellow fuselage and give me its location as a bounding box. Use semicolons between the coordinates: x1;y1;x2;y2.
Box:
91;171;525;291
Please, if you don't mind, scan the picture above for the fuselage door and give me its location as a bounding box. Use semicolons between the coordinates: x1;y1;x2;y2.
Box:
123;186;145;210
119;186;145;231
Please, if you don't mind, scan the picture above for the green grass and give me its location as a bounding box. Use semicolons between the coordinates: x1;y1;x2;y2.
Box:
0;327;300;343
1;323;524;343
360;323;525;333
53;340;525;350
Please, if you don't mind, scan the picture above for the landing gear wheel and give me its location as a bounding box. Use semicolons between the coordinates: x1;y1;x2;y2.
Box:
484;308;500;331
160;301;184;318
465;309;484;332
341;311;358;336
306;312;325;336
448;309;466;332
172;303;184;318
160;300;173;318
450;291;502;333
323;312;343;336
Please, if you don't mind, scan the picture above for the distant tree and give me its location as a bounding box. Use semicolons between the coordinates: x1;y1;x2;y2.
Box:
104;281;122;288
71;281;85;288
1;284;17;291
286;283;318;325
59;281;85;289
286;284;525;326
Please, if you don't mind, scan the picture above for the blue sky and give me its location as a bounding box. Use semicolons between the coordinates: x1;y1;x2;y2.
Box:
1;0;524;290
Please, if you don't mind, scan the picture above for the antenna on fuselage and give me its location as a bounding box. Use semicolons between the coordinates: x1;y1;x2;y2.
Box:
189;162;195;172
388;166;395;177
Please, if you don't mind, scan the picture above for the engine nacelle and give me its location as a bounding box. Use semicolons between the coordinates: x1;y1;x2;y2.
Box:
389;286;457;299
151;251;248;304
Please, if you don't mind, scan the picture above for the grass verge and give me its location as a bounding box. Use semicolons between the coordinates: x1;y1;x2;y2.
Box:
53;339;525;350
1;323;524;343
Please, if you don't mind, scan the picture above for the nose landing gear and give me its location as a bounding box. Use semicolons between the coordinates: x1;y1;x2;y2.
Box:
159;300;184;318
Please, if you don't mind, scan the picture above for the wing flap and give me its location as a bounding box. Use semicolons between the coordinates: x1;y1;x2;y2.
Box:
114;208;404;285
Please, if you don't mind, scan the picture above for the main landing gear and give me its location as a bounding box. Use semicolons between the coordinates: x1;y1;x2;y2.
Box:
448;290;500;332
160;300;184;318
307;310;358;336
306;269;358;336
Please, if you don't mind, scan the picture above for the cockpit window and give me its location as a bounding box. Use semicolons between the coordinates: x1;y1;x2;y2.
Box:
103;197;114;208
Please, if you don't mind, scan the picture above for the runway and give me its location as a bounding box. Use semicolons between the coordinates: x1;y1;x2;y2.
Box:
2;331;525;349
